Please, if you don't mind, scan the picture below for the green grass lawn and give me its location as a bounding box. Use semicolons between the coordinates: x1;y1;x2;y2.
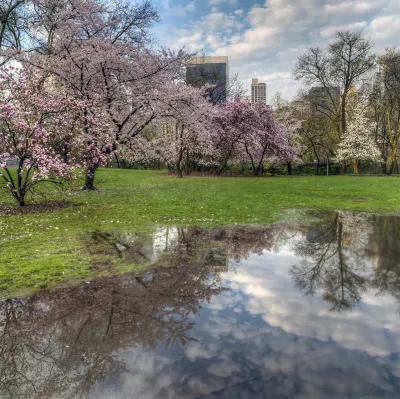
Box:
1;169;400;297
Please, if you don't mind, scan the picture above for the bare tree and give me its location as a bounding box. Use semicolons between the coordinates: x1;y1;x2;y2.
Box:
294;30;376;136
369;47;400;174
290;212;370;311
0;0;30;65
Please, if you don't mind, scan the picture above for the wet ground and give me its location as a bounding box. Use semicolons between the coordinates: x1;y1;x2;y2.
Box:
1;211;400;398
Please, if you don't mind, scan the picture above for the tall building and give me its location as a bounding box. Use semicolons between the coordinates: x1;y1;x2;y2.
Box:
251;78;267;106
186;56;229;104
379;55;400;92
309;86;340;116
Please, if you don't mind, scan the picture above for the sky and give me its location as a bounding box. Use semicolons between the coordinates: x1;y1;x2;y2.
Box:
152;0;400;102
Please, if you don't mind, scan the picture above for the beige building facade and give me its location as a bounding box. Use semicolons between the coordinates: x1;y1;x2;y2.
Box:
251;78;267;106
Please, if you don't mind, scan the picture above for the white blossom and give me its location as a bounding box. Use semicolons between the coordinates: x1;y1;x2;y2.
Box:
336;98;381;163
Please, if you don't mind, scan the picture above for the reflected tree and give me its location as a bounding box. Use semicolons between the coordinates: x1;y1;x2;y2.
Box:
368;215;400;311
0;250;227;397
290;212;370;311
0;224;280;398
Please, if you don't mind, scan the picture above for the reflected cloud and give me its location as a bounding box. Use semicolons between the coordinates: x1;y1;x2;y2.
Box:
2;215;400;398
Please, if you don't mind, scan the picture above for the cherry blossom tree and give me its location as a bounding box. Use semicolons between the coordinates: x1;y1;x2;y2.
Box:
211;100;296;176
242;103;296;176
0;67;82;205
152;83;214;178
211;99;254;174
277;109;302;175
22;0;194;188
336;97;381;175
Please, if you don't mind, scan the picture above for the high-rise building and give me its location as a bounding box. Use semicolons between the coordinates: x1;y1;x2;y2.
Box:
251;78;267;106
186;56;229;104
379;55;400;92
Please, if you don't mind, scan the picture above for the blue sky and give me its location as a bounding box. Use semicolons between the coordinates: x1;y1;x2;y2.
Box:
152;0;400;101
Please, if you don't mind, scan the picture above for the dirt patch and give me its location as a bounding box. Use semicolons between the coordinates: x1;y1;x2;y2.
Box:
0;201;81;215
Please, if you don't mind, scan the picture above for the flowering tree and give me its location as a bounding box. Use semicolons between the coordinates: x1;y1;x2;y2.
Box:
336;98;381;175
0;68;81;205
242;103;296;176
75;106;115;190
22;0;191;188
119;135;160;168
277;109;302;174
153;83;214;178
212;99;254;174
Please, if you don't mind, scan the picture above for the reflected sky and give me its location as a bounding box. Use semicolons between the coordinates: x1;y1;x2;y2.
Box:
1;212;400;398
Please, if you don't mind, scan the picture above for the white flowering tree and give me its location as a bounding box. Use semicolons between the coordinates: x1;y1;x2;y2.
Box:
336;98;381;175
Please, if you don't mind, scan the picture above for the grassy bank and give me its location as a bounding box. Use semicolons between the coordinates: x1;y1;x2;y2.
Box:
1;169;399;297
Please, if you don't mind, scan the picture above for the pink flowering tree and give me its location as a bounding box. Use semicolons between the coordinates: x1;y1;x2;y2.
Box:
74;106;115;190
241;104;294;176
277;109;302;174
22;0;188;189
211;100;296;175
212;99;255;174
0;67;83;205
153;83;214;178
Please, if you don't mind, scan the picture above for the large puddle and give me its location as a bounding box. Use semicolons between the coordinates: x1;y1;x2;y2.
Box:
1;211;400;398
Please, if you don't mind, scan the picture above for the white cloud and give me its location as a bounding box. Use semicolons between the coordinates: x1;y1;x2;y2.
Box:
168;2;196;17
208;0;238;7
198;12;243;33
370;15;400;42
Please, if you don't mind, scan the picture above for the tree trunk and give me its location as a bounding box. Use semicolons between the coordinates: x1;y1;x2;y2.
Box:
353;159;360;175
216;160;228;175
184;151;192;175
176;151;183;178
390;152;398;175
82;166;98;190
114;153;120;168
388;158;394;176
63;144;69;164
287;162;292;175
341;94;347;136
382;161;388;175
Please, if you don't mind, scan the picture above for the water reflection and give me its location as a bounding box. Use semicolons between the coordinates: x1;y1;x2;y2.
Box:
291;212;369;310
291;212;400;311
1;214;400;398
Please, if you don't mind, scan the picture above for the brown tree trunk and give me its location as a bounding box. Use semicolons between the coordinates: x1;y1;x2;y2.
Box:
176;150;184;178
82;166;98;190
341;95;347;136
353;159;360;175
